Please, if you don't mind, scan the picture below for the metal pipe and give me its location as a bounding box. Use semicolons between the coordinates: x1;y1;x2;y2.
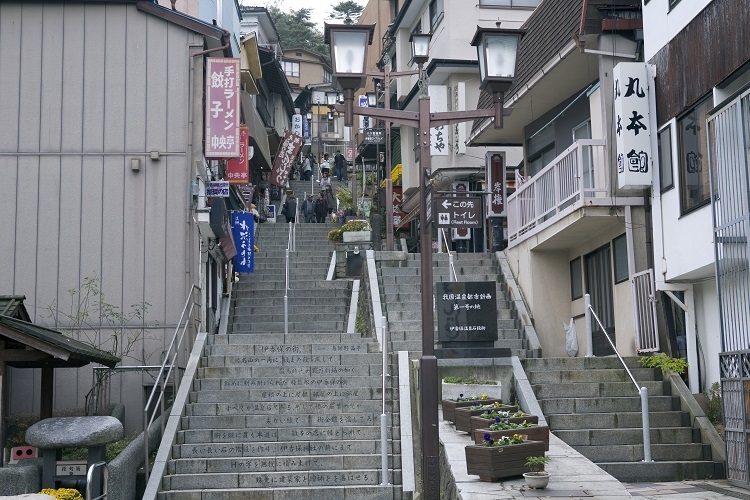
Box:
640;387;653;462
86;461;108;500
585;293;593;357
380;316;390;485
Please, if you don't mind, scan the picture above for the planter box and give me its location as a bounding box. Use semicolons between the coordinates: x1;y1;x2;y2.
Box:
441;380;502;401
472;425;550;450
343;230;371;243
454;405;518;433
465;440;546;482
469;414;538;434
441;398;503;423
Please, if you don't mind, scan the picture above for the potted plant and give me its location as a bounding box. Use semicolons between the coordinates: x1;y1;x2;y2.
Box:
472;418;550;450
523;456;551;489
469;409;538;434
441;392;503;423
441;376;502;401
340;219;371;242
465;433;546;482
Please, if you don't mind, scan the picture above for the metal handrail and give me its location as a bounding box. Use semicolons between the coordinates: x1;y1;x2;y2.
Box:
380;316;391;486
584;293;653;462
86;461;108;500
440;229;457;282
143;284;201;482
284;221;293;334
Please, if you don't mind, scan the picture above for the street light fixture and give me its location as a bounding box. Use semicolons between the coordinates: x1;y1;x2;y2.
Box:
325;23;522;499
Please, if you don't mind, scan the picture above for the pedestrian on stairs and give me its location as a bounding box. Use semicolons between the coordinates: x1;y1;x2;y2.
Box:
334;150;347;182
314;191;328;223
324;185;336;217
282;194;297;223
301;195;316;223
302;153;315;181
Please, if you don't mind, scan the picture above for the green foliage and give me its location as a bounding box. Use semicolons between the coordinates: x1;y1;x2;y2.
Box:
329;1;364;23
327;228;343;243
482;433;525;447
443;376;497;385
267;7;328;60
40;488;83;500
706;382;723;424
61;435;137;462
639;352;689;375
336;186;354;211
341;220;370;232
525;456;550;472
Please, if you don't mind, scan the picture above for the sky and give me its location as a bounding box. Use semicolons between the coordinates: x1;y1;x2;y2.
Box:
259;0;368;30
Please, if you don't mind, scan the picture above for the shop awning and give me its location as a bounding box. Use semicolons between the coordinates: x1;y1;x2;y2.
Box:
380;163;402;187
241;93;272;171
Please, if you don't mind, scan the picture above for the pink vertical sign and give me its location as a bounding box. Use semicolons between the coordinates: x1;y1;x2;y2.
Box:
205;58;241;158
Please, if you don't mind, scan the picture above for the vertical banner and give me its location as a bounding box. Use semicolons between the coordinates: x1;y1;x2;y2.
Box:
226;126;249;185
303;115;311;142
614;62;653;189
205;58;241;158
270;131;304;187
292;113;303;138
231;211;254;273
429;85;448;156
486;152;505;217
452;182;471;240
392;187;409;229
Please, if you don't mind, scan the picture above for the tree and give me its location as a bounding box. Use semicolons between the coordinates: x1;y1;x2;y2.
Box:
268;7;328;61
329;1;364;24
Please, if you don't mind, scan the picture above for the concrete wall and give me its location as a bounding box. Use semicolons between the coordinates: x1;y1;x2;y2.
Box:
0;2;202;431
642;0;713;61
694;280;721;389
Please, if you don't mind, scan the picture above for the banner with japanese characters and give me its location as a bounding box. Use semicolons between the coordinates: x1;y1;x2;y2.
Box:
270;131;304;187
205;58;241;158
226;126;249;185
436;281;498;343
485;152;505;217
429;85;448;156
231;211;254;273
614;62;653;189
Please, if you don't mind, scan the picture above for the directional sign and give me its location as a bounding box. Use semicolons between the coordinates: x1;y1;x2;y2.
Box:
434;196;482;228
206;181;230;197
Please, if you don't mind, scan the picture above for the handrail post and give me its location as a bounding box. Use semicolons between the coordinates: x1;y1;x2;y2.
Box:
86;461;108;500
380;316;390;485
640;386;653;462
284;247;290;335
585;293;593;357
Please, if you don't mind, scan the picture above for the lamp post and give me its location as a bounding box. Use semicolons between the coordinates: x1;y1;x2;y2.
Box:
325;23;523;500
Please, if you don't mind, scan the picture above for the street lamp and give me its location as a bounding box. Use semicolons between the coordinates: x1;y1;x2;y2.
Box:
326;23;522;500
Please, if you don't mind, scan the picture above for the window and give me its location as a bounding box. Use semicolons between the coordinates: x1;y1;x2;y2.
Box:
677;96;712;214
526;145;556;177
657;125;674;192
570;257;583;300
282;61;299;78
323;69;331;83
429;0;443;31
479;0;540;6
321;115;337;134
612;234;629;283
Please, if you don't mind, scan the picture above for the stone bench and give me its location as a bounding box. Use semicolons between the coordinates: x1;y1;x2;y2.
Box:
26;416;123;496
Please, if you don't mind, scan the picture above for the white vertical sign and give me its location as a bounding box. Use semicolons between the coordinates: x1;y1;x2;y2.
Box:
429;85;448;156
614;62;653;189
359;95;369;130
455;82;467;155
291;114;303;138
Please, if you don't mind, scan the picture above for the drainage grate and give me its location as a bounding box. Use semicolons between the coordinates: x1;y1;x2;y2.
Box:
696;483;750;500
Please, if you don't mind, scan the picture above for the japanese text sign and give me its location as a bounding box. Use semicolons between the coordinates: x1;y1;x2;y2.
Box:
614;62;653;189
429;85;448;156
486;153;505;217
270;131;304;187
226;126;249;185
436;281;498;343
207;181;230;197
231;211;254;273
205;58;241;158
435;196;482;228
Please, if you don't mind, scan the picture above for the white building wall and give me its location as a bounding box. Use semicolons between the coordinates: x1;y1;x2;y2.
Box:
694;280;721;388
642;0;712;61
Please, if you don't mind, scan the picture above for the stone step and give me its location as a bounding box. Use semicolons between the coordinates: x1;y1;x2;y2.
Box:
539;395;678;414
158;484;403;500
231;312;351;325
185;400;398;417
523;356;643;371
546;410;689;430
196;364;385;379
190;387;390;403
232;306;352;317
202;353;386;368
230;321;347;333
233;289;352;299
191;375;390;392
233;280;347;290
553;426;697;446
180;411;398;430
161;468;395;491
574;442;710;462
526;367;661;384
533;380;666;398
177;425;386;444
168;453;402;474
209;332;373;345
596;460;723;483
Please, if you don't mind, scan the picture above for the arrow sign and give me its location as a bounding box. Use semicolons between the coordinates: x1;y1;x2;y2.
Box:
441;199;451;209
433;195;483;228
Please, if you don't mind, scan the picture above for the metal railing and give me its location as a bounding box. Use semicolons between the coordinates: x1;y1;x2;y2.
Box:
439;229;457;282
143;284;201;483
507;139;606;246
585;293;652;462
379;316;391;486
632;269;659;353
284;221;296;334
86;461;108;500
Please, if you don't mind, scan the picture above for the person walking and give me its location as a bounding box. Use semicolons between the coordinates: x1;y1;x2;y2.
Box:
324;185;336;217
302;153;315;181
301;195;316;223
320;171;332;190
282;194;297;223
333;150;347;182
314;191;328;223
320;153;331;177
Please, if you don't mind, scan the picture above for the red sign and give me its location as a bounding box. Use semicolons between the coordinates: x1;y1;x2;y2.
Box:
270;131;304;187
486;153;505;217
392;187;409;229
346;147;354;161
452;182;470;239
227;127;249;185
205;58;241;158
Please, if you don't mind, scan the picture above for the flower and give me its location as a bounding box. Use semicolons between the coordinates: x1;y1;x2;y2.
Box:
482;433;525;447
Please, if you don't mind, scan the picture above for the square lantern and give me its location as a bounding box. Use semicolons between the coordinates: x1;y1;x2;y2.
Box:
471;27;524;93
325;23;375;92
409;32;432;66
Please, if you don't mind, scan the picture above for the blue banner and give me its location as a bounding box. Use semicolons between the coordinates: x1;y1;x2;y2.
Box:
231;211;254;273
303;116;310;141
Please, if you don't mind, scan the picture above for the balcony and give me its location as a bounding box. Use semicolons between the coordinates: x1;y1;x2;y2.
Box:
507;139;643;250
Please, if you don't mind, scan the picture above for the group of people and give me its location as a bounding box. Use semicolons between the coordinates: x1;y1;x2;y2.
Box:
299;150;348;183
282;187;336;224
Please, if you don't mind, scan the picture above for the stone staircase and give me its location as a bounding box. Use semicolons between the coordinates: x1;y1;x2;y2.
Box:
157;220;404;499
375;252;533;357
523;356;724;482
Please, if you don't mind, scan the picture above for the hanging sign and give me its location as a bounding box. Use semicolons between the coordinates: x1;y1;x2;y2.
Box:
226;126;250;185
231;211;254;273
205;58;241;158
486;152;505;217
614;62;653;189
270;131;304;187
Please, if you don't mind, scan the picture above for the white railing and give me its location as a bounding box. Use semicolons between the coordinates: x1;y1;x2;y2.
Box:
631;269;659;353
507;139;606;246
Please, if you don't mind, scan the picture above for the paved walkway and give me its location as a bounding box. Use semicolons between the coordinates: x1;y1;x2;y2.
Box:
440;409;748;499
